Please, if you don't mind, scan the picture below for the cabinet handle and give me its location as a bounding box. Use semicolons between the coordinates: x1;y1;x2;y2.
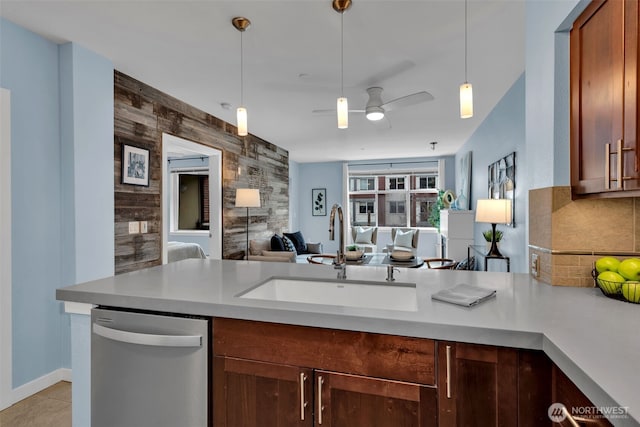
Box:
606;140;633;190
605;143;611;190
317;376;324;425
446;345;452;399
299;373;307;421
617;139;623;189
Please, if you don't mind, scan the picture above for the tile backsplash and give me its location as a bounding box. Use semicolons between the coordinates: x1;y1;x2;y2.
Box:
529;187;640;286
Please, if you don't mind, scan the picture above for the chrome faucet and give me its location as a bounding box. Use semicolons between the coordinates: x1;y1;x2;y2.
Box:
329;203;346;279
386;265;400;282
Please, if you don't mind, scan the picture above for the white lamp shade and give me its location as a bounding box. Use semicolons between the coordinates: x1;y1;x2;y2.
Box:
337;97;348;129
459;82;473;119
235;188;260;208
475;199;512;224
237;107;248;136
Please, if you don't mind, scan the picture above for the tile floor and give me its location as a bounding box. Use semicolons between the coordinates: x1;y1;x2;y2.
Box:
0;381;71;427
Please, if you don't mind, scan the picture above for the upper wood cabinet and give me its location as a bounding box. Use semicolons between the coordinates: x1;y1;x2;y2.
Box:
570;0;640;197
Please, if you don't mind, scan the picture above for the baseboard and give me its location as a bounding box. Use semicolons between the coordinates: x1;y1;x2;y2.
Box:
11;368;72;405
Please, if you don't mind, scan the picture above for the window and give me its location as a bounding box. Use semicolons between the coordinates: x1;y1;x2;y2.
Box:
350;177;376;192
348;167;441;228
388;177;405;190
389;201;405;214
416;175;437;190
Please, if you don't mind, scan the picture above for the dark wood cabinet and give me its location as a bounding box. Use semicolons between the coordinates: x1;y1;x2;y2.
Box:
314;370;436;426
552;365;614;427
212;318;437;427
213;356;313;426
571;0;640;197
437;342;553;427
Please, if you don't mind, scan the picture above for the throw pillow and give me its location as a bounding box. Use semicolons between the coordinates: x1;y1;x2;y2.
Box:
394;229;415;248
355;226;374;244
282;235;298;254
249;239;271;256
270;234;286;252
284;231;307;254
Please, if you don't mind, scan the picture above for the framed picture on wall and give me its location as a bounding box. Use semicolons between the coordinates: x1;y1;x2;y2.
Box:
122;144;150;186
312;188;326;216
488;152;515;227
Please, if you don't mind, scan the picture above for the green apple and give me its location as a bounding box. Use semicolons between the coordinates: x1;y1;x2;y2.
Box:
597;271;625;294
622;281;640;303
595;256;621;273
617;258;640;281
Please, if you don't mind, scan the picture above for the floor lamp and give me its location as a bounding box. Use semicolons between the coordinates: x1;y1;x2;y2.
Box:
475;199;512;257
235;188;261;259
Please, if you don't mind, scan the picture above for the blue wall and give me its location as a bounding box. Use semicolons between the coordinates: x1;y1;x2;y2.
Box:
455;74;526;273
297;162;344;255
1;18;66;388
1;18;114;392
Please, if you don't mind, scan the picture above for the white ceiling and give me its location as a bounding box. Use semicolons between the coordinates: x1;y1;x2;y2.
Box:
1;0;525;163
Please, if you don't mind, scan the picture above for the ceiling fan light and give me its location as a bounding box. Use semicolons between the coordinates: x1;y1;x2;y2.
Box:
337;97;349;129
459;82;473;119
237;106;248;136
366;106;385;121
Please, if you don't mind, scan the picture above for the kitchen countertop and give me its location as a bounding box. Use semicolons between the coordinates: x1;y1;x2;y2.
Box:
57;259;640;426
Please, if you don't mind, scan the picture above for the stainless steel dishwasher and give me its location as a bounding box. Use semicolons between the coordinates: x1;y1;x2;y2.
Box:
91;307;209;427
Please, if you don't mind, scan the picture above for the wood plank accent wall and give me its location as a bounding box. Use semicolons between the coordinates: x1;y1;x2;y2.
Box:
114;71;289;274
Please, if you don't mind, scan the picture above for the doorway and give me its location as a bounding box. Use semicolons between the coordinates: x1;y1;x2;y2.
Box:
162;133;222;262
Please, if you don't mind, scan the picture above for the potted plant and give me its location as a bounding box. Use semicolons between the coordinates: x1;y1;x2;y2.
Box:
482;229;503;250
345;244;364;261
428;190;446;232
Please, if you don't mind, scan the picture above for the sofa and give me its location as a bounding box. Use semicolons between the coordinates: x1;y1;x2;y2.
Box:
247;231;323;263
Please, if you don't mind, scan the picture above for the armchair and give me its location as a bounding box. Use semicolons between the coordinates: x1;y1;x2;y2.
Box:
390;228;420;256
350;226;378;253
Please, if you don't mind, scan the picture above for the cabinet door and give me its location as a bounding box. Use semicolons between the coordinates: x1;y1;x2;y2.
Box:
315;370;437;427
437;342;518;427
552;365;613;427
213;356;313;427
571;0;625;195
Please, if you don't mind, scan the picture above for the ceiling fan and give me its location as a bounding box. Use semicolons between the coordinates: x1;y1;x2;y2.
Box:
312;87;434;121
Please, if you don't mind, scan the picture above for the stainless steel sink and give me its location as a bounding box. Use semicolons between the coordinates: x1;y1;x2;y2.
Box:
238;276;417;312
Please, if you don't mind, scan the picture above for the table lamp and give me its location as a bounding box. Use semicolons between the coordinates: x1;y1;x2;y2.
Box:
475;199;512;257
235;188;261;259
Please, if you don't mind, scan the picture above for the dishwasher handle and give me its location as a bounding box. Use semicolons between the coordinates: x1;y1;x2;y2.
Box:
93;323;202;348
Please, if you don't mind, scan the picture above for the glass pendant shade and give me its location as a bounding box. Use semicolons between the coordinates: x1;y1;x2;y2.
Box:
337;97;348;129
237;107;248;136
459;82;473;119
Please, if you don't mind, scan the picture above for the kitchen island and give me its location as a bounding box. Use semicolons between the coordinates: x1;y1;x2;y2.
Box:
57;259;640;426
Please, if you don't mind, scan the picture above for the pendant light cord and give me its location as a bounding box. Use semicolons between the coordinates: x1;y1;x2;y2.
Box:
341;11;344;97
464;0;468;83
240;30;244;105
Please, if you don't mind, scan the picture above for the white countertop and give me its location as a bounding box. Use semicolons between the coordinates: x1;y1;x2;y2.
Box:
56;259;640;426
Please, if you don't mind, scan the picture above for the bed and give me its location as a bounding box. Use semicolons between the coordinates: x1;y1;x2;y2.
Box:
167;241;207;263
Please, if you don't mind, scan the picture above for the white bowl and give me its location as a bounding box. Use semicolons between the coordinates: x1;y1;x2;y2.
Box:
390;250;414;261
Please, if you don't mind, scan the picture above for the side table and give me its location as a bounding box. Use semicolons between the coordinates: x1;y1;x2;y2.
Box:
467;245;510;272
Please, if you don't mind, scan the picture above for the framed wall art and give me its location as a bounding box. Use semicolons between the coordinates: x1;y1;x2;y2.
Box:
488;152;515;226
122;144;150;186
312;188;326;216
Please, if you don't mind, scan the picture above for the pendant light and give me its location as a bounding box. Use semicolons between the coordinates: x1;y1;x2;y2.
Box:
232;17;251;136
459;0;473;119
333;0;351;129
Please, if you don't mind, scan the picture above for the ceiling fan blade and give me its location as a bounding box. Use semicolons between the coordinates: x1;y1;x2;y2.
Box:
381;91;434;112
312;109;365;115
